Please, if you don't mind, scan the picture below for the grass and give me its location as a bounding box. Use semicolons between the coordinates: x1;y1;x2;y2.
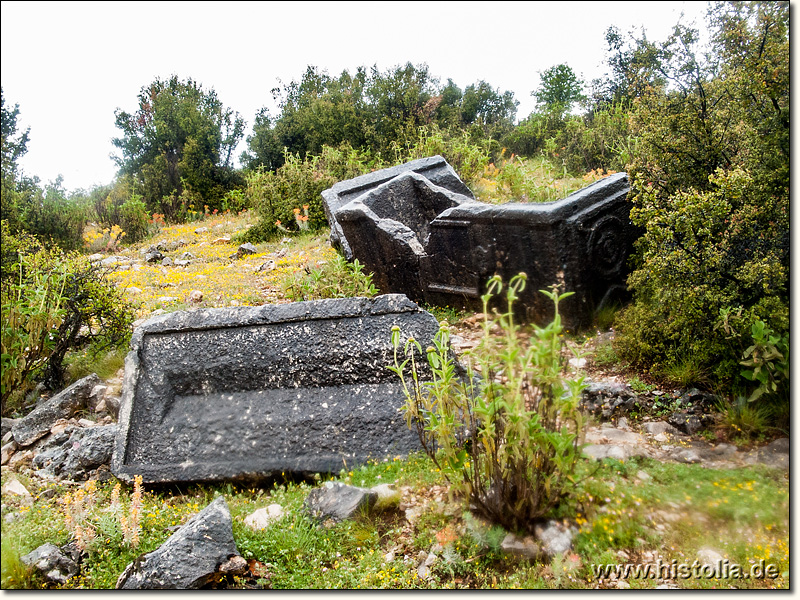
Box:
2;452;788;589
472;155;616;204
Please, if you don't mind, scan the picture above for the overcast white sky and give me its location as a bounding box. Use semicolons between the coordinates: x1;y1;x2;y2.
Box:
1;1;712;193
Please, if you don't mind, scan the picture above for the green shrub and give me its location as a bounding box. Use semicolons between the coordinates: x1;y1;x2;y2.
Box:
390;274;586;534
242;150;337;242
18;179;89;251
281;255;378;301
615;4;788;399
0;225;134;415
615;168;789;390
118;193;150;243
393;124;492;185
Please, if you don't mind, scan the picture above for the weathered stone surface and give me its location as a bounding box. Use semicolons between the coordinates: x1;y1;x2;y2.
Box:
1;417;19;438
304;481;378;522
322;155;475;260
112;295;439;484
643;421;680;436
116;496;238;589
534;520;575;556
326;157;634;330
1;477;32;500
744;437;789;470
21;543;79;585
33;425;117;480
668;412;704;435
336;171;479;301
12;374;100;447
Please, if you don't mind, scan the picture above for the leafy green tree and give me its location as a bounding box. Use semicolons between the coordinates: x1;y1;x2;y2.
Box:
367;62;437;153
589;26;665;110
532;63;586;116
615;1;789;397
112;75;245;220
1;89;31;231
460;80;518;143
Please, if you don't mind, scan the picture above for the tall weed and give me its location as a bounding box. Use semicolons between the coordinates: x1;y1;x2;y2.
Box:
390;274;586;534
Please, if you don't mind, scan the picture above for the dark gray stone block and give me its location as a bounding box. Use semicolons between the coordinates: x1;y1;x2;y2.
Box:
322;155;475;259
326;161;635;331
12;374;100;447
116;496;238;589
111;295;437;484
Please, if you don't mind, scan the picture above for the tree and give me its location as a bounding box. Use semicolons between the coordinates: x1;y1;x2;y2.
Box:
532;64;586;116
112;76;245;220
615;1;789;396
460;80;518;140
589;26;665;110
1;89;31;230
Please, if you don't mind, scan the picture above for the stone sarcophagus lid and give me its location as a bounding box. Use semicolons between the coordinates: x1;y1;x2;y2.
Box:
323;156;635;330
111;295;435;484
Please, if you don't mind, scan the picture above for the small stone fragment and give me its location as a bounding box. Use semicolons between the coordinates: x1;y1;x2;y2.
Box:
244;504;284;530
304;482;378;523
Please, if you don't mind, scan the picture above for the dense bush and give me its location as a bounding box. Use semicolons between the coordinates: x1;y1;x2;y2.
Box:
614;3;789;401
391;275;586;533
16;178;90;251
91;177;151;244
1;223;134;415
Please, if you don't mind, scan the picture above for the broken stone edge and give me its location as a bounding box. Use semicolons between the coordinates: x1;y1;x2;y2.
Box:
322;155;474;258
111;294;429;484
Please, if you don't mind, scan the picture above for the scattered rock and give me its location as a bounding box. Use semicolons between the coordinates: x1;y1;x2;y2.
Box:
256;260;276;273
697;548;725;576
236;243;257;258
668;412;704;435
1;417;19;438
21;543;79;585
672;448;703;464
12;374;100;447
219;555;248;575
643;421;680;436
636;470;651;481
500;533;541;560
88;253;104;263
1;440;17;465
32;425;117;480
162;257;174;267
744;437;789;470
583;444;630;461
116;496;239;589
244;504;284;530
304;482;378;523
188;290;204;304
371;483;401;509
194;227;209;234
534;520;574;556
145;249;164;263
212;236;231;245
181;251;196;260
2;477;32;501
